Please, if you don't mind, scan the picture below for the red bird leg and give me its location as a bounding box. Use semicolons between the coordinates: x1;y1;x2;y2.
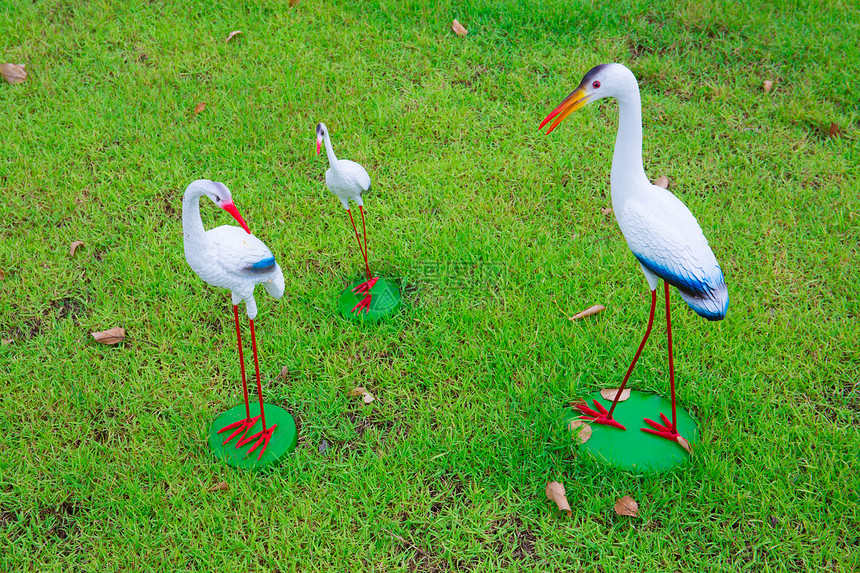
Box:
642;283;683;442
217;305;258;445
237;319;276;457
575;289;658;430
346;209;367;275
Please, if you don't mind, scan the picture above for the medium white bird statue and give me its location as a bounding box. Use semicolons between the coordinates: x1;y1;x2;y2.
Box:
316;122;378;313
182;179;285;459
540;63;728;446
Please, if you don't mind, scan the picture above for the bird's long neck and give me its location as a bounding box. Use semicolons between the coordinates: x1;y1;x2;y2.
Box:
182;187;207;251
323;133;338;165
610;88;650;205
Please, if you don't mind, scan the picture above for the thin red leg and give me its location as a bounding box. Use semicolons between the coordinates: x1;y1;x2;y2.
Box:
217;305;259;445
575;289;658;430
642;283;684;442
346;209;368;276
236;319;277;460
349;206;377;313
234;304;250;420
359;206;371;279
248;319;266;430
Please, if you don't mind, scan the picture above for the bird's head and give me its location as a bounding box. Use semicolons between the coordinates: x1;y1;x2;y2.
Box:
192;179;251;234
539;63;637;135
315;122;328;155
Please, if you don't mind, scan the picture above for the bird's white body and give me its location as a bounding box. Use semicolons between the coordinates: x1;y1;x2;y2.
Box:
600;64;728;320
182;180;284;320
317;123;371;210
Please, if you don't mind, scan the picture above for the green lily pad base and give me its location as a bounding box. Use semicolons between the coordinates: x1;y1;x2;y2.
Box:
337;277;402;322
566;390;698;473
208;403;297;470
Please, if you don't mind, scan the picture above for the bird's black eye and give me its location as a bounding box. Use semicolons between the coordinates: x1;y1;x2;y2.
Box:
592;81;601;89
215;195;220;202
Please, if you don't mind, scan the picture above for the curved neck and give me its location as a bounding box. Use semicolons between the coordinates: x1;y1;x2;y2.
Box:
610;89;649;203
323;132;337;165
182;186;206;245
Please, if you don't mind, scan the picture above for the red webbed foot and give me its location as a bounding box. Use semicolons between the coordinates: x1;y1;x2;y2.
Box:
573;399;627;430
237;424;278;460
352;294;372;314
217;414;262;446
642;412;686;445
353;276;379;295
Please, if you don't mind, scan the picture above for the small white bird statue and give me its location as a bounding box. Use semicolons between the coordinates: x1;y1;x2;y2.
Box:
540;63;728;445
316;122;378;313
182;179;285;459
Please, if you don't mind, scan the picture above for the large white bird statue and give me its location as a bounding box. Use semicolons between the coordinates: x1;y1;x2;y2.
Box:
540;63;728;446
182;179;285;459
316;122;378;313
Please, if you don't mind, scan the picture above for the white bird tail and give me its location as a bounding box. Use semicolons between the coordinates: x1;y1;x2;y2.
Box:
264;264;285;300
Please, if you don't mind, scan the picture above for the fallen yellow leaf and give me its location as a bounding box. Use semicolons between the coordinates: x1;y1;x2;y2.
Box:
613;495;639;517
545;481;571;517
0;63;26;85
452;19;468;37
653;176;669;189
70;240;85;257
207;481;228;492
677;435;692;454
600;207;613;216
762;80;773;93
91;327;126;345
193;102;206;114
599;388;631;402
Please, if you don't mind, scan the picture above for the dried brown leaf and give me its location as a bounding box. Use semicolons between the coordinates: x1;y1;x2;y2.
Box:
614;495;639;517
70;240;85;256
0;268;5;280
762;80;773;93
545;481;572;517
600;206;613;216
599;388;631;402
193;101;206;114
570;304;606;321
288;0;300;6
91;326;126;345
348;386;375;403
677;435;692;453
0;63;27;85
829;122;840;138
653;176;669;189
207;481;228;492
278;365;290;380
568;419;592;444
452;19;468;37
2;339;13;345
225;30;243;43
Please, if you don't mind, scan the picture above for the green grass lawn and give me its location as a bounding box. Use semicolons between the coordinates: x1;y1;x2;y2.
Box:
2;0;859;570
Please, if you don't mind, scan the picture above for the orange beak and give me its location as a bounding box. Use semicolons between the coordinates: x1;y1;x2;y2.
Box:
539;87;590;135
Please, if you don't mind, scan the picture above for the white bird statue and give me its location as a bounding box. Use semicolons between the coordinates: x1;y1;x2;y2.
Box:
316;122;378;313
182;179;285;459
540;63;728;445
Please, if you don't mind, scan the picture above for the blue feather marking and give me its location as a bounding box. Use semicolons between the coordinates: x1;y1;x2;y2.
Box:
247;256;276;272
634;253;728;320
634;254;708;294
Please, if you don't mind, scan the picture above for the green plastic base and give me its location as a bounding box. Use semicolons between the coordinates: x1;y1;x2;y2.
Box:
337;277;402;322
208;403;297;470
567;390;698;473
